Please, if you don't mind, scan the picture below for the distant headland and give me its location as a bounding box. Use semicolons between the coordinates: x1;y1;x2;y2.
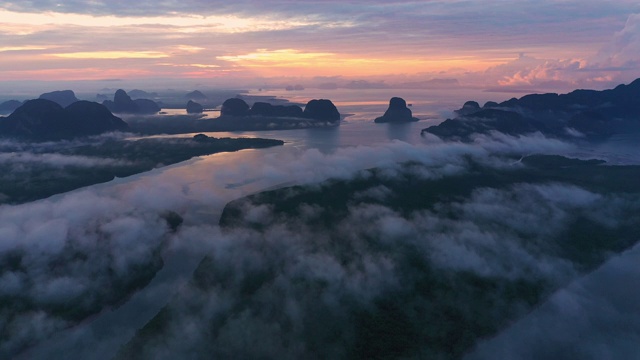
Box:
422;78;640;141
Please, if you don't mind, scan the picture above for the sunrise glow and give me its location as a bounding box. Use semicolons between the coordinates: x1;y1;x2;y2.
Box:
0;2;638;89
50;51;169;59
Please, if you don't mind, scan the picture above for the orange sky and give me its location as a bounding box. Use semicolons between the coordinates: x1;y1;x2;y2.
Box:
1;2;639;91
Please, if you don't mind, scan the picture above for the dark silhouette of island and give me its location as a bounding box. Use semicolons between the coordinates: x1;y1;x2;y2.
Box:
186;90;208;101
249;101;304;118
220;97;250;116
126;97;341;135
302;99;340;121
128;89;158;99
149;97;342;132
186;100;204;114
454;100;481;116
102;89;161;115
374;97;419;123
38;90;79;107
0;99;128;139
422;78;640;141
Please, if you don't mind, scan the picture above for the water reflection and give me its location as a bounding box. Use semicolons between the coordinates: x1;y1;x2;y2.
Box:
303;126;340;153
385;122;412;141
571;132;640;165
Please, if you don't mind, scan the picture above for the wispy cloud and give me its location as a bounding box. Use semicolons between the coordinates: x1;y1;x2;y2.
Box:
0;9;343;33
217;49;334;64
0;45;53;52
50;51;169;59
0;1;638;86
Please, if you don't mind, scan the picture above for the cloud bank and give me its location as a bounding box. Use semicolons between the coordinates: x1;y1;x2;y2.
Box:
467;242;640;360
2;133;637;358
118;160;640;359
103;135;638;359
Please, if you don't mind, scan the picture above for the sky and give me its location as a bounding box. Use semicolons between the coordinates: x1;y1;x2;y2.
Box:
1;0;640;91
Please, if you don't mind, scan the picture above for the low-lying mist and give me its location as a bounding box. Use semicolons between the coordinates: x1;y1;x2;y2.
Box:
113;134;640;359
3;132;639;359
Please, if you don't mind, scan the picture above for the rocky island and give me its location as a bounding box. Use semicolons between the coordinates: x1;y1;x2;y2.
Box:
129;97;342;134
103;89;161;115
0;99;128;140
208;97;341;131
38;89;79;107
0;100;23;113
374;97;419;123
422;78;640;141
186;100;204;114
185;90;208;101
